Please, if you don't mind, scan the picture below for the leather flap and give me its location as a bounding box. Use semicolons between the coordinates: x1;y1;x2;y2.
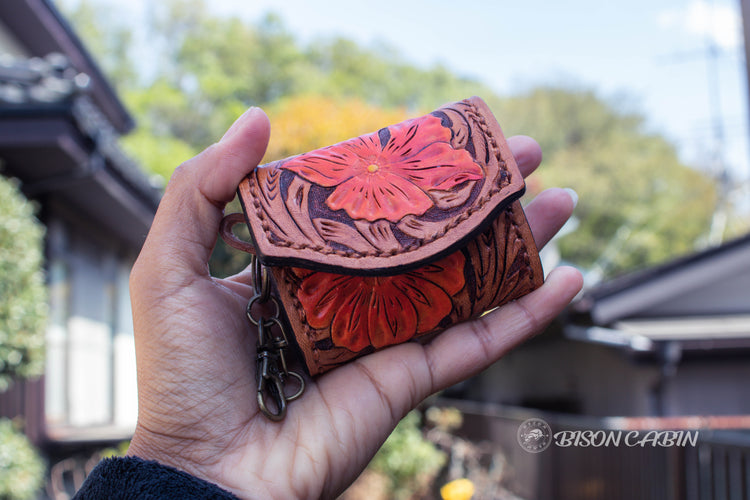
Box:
237;97;525;275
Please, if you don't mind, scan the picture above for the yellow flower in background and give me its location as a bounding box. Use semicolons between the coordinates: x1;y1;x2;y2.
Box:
264;95;409;162
440;478;475;500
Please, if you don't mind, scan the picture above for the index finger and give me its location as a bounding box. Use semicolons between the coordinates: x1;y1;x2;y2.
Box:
507;135;543;178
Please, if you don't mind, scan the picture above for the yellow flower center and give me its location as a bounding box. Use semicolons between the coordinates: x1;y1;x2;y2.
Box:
367;163;379;173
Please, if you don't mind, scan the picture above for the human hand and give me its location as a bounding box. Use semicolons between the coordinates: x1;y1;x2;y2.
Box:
125;107;583;499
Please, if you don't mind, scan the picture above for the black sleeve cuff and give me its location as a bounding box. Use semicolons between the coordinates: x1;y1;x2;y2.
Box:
73;456;240;499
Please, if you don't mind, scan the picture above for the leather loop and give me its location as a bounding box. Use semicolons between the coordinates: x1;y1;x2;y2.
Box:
219;212;256;255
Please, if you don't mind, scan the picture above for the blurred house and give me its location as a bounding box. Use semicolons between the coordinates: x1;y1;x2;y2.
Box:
0;0;160;493
437;234;750;499
457;232;750;417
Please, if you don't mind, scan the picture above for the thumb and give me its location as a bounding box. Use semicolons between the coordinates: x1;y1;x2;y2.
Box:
139;107;270;277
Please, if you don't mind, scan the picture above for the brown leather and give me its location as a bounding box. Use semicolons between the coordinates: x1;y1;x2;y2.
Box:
222;97;543;375
239;97;526;275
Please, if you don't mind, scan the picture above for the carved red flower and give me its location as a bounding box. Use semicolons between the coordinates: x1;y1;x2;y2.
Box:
280;114;483;222
295;252;466;353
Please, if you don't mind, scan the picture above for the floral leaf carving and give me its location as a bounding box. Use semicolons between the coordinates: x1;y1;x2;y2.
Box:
464;207;526;315
396;215;450;240
312;219;376;254
253;169;306;242
438;108;471;150
429;180;476;210
464;218;500;315
354;220;400;254
285;175;326;246
443;103;505;200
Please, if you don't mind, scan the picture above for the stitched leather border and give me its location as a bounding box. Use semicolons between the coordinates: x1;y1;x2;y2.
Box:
271;200;542;375
238;97;526;275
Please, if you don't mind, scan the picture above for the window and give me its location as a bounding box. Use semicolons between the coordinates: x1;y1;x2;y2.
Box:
44;217;137;438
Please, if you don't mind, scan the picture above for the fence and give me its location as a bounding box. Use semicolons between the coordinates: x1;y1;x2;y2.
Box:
435;399;750;500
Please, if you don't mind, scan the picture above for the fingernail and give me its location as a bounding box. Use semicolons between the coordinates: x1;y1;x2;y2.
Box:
564;188;579;208
221;107;258;142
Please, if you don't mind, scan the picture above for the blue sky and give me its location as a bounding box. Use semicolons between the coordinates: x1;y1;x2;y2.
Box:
225;0;748;184
61;0;750;191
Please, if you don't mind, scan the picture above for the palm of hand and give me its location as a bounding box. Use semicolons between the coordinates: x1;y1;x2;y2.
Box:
126;108;582;500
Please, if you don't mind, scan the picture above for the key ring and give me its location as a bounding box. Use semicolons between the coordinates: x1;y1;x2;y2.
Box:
248;256;306;421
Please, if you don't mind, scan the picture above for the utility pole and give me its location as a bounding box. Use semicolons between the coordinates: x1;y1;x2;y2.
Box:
739;0;750;227
705;34;731;245
658;1;735;246
740;0;750;179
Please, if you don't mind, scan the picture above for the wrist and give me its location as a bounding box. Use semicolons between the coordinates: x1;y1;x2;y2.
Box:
127;424;221;489
126;423;271;500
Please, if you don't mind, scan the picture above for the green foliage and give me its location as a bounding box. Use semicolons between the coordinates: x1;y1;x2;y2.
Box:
0;177;47;391
304;37;491;111
0;419;45;500
369;411;446;500
65;0;490;152
119;126;197;184
492;87;717;275
61;0;137;89
62;0;723;279
99;440;130;459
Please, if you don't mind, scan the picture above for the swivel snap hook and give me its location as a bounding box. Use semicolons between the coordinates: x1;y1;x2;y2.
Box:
247;259;306;422
257;366;288;421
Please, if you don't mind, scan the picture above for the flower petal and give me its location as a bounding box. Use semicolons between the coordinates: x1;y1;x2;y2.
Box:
367;281;418;348
296;252;466;353
327;172;433;222
297;272;355;330
330;279;373;352
396;275;454;333
411;251;467;298
281;133;381;187
382;114;452;157
391;142;484;192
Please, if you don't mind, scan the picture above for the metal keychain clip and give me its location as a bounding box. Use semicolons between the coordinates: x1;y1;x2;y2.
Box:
246;255;305;421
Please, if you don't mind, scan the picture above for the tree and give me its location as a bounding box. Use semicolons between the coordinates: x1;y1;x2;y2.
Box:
263;94;410;161
303;37;492;110
119;81;201;180
0;177;47;391
0;419;45;500
0;176;47;500
367;410;446;500
60;0;137;89
62;0;722;278
490;87;717;275
65;0;490;147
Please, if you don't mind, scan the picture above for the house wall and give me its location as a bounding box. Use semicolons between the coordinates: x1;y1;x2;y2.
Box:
44;211;138;436
460;336;662;416
664;359;750;415
590;238;750;324
646;265;750;317
460;332;750;418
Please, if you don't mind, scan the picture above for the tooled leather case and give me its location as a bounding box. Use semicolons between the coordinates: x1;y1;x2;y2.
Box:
236;97;543;375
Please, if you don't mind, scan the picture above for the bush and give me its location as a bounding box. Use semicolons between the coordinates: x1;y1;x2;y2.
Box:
0;176;47;391
0;419;45;500
369;410;446;499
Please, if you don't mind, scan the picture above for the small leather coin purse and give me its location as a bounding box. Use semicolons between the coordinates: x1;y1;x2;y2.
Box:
221;96;543;419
